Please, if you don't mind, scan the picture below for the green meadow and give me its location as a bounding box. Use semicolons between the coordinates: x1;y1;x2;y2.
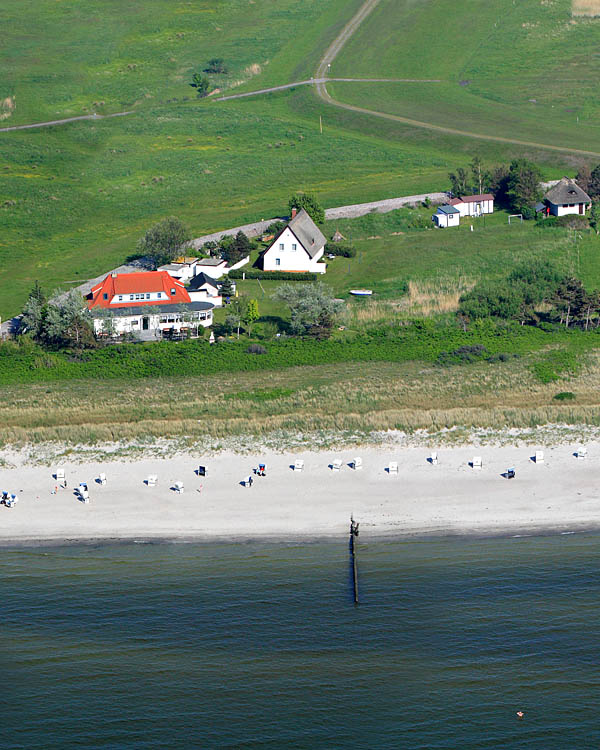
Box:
1;0;599;320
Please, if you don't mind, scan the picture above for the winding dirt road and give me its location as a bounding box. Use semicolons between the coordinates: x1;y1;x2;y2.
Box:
314;0;600;158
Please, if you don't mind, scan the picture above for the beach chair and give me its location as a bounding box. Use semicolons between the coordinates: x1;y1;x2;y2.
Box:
507;467;516;479
147;474;158;487
352;457;362;470
577;446;587;460
331;459;343;472
258;463;266;477
430;451;438;465
534;450;544;464
388;461;398;474
294;460;304;472
174;481;184;494
98;472;107;486
198;465;206;477
6;494;18;508
55;468;65;481
472;456;482;470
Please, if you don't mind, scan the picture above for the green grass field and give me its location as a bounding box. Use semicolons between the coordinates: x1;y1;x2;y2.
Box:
330;0;600;152
1;0;599;319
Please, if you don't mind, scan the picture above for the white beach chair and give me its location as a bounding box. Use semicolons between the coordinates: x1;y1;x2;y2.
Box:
352;457;362;470
55;468;65;481
6;494;18;508
331;459;343;472
294;459;304;472
472;456;482;470
430;451;438;465
577;446;587;460
174;481;184;494
388;461;398;474
147;474;158;487
534;450;544;464
98;472;107;485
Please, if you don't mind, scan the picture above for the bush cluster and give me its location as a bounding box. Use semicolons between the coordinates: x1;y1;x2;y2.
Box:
325;242;356;258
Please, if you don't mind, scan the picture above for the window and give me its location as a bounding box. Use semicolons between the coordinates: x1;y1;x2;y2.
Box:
171;288;176;296
103;293;108;300
279;243;284;250
146;293;150;299
275;258;281;266
118;295;123;301
291;243;297;251
130;294;134;301
157;292;162;298
132;320;139;326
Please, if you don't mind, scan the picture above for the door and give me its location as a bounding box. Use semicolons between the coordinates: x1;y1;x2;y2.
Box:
142;316;150;330
579;203;584;215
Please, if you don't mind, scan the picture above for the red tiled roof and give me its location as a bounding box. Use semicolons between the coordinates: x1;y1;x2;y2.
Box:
87;271;191;309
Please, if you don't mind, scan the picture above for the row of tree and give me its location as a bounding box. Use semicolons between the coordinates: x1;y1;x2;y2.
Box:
459;261;600;329
21;283;95;349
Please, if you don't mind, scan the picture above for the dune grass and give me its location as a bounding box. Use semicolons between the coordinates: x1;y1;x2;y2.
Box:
2;350;600;446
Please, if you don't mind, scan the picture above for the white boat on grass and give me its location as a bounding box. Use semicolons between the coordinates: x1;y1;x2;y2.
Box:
349;289;373;296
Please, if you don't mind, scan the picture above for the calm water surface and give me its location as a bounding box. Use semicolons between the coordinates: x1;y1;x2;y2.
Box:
2;534;599;749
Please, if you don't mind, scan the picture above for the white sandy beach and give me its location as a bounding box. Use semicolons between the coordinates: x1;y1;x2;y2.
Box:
1;442;599;544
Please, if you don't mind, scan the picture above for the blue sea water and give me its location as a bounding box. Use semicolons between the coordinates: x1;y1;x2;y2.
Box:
2;534;600;749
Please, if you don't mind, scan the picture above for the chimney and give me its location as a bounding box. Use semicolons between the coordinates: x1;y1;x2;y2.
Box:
291;207;297;219
111;272;118;278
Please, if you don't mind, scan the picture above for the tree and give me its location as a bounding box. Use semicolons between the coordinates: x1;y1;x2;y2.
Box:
204;58;228;74
576;165;592;193
588;164;600;200
470;156;489;196
20;281;46;337
551;277;590;328
137;217;191;267
488;165;510;206
220;231;253;265
219;275;234;299
590;202;600;234
448;167;469;197
189;73;211;98
288;193;325;224
243;299;259;335
272;282;344;336
506;159;543;217
41;291;95;349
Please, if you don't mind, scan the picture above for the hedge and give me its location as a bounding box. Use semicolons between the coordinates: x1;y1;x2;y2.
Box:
229;269;317;281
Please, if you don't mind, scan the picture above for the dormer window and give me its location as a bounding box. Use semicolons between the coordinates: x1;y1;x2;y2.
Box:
103;293;108;300
171;288;176;296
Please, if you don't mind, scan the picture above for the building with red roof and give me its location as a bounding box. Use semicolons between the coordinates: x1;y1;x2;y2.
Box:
86;271;213;339
448;194;494;217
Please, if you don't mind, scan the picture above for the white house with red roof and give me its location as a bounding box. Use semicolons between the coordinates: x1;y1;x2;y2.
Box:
449;193;494;217
87;270;213;338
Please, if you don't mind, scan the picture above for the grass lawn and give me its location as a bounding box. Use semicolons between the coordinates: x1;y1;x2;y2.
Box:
330;0;600;152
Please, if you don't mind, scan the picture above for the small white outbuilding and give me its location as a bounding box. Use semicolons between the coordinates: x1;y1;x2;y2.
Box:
432;204;461;228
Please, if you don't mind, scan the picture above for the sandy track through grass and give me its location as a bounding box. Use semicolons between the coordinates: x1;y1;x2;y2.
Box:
314;0;600;158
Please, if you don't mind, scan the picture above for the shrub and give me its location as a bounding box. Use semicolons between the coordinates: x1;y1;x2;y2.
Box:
246;344;267;354
554;391;576;401
229;269;317;281
325;242;356;258
556;214;589;230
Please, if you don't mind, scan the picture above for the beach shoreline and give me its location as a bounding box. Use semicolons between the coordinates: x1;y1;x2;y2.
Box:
1;443;599;546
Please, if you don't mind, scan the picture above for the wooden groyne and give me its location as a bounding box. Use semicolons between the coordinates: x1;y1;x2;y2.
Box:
350;516;360;604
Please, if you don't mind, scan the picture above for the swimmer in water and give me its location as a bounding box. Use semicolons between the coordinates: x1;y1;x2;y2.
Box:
516;711;524;720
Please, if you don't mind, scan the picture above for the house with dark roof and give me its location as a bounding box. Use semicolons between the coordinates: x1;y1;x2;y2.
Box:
432;204;460;228
543;177;591;217
449;193;494;217
186;272;222;306
86;271;213;337
262;208;327;273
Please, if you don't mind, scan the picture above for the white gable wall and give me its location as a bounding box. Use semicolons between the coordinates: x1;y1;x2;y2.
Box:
263;227;325;273
433;211;459;228
454;199;494;217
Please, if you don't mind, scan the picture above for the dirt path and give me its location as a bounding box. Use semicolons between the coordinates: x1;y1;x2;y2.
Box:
214;77;439;102
0;111;134;134
314;0;600;158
